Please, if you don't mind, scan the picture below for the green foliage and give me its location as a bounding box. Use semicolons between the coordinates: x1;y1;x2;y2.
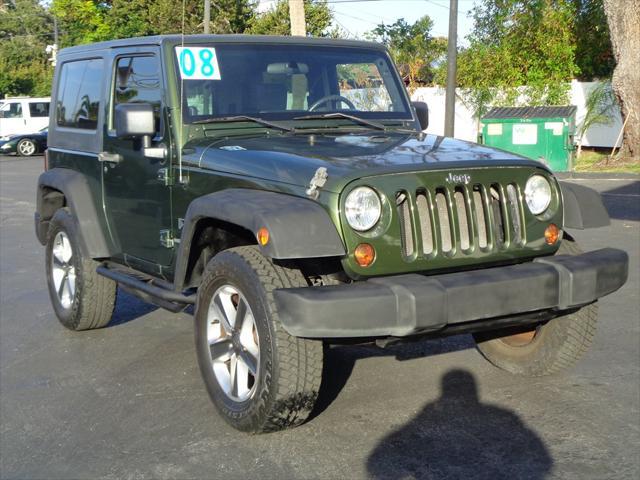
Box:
572;0;615;80
0;0;54;97
454;0;580;117
50;0;112;47
248;0;333;37
371;16;446;91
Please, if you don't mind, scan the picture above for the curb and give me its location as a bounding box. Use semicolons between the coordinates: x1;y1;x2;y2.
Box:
555;171;640;180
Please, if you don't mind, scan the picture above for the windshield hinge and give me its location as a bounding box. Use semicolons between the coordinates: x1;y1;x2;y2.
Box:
157;168;174;186
159;229;175;248
306;167;328;200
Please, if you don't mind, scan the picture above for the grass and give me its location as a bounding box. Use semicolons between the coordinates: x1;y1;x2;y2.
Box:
574;148;640;174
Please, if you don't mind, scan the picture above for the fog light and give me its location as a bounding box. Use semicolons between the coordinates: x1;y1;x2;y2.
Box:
354;243;375;267
257;227;270;246
545;224;560;245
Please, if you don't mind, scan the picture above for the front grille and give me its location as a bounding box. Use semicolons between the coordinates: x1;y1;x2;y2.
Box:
397;182;525;260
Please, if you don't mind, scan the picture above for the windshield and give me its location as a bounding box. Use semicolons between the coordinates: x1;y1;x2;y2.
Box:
174;44;411;123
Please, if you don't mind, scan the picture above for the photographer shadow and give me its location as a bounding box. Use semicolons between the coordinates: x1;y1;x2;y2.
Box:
367;369;553;479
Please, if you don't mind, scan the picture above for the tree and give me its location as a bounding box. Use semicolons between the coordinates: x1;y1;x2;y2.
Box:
50;0;112;47
453;0;579;118
572;0;615;80
603;0;639;158
248;0;332;36
372;16;446;92
0;0;54;97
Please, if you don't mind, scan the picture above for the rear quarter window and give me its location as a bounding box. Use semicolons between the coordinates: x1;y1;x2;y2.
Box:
56;59;103;129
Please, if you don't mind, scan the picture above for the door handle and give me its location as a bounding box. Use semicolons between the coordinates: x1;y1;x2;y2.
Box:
98;151;123;163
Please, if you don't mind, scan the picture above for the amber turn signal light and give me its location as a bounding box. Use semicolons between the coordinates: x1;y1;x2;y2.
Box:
257;227;270;246
354;243;376;267
545;224;560;245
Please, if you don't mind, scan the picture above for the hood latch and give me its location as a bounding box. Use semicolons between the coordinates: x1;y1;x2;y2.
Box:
305;167;328;200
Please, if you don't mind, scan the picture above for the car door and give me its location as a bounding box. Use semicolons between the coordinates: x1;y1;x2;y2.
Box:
101;50;174;274
0;101;26;136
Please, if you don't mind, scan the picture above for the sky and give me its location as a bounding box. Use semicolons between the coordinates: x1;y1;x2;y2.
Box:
257;0;477;44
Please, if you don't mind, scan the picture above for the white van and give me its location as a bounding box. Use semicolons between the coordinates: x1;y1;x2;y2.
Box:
0;97;51;136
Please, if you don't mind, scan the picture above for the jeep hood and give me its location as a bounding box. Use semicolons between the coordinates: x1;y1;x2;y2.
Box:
188;132;546;193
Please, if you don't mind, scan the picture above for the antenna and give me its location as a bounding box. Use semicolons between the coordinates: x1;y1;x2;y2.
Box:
178;0;186;184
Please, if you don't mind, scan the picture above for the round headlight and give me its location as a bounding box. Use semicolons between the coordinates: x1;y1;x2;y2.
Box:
525;175;552;215
345;186;382;231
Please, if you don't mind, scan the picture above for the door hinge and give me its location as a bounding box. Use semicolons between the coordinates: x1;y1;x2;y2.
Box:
157;168;173;186
159;229;175;248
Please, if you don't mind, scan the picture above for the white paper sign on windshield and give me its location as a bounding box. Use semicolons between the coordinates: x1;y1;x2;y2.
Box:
175;47;221;80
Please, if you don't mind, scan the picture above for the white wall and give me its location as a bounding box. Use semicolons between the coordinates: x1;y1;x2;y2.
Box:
411;80;623;148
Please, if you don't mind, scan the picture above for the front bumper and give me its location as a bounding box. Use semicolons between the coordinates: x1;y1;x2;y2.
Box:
274;248;628;338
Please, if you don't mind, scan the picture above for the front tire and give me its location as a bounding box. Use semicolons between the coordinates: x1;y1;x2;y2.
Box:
473;238;598;376
17;138;37;156
45;208;117;330
195;246;323;433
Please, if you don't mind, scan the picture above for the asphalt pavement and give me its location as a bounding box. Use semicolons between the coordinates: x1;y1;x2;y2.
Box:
1;154;639;480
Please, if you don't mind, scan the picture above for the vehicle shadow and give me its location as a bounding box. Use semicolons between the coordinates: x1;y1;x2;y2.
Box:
310;335;474;420
601;180;640;221
108;288;158;326
366;369;553;480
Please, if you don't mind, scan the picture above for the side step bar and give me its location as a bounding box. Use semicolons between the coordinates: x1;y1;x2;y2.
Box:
96;264;196;313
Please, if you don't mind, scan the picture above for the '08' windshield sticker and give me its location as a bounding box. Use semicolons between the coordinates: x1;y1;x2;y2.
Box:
175;47;221;80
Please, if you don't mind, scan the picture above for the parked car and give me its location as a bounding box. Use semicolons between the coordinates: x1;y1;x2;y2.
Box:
35;35;628;434
0;126;48;156
0;97;50;137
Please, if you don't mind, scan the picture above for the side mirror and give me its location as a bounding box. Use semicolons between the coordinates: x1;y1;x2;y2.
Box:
114;103;165;159
115;102;155;142
412;101;429;131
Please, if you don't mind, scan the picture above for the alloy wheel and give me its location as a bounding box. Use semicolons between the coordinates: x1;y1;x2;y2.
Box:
207;284;260;402
18;140;36;156
51;231;76;309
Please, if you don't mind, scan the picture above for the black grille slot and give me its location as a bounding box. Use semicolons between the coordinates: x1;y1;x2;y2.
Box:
506;184;523;245
434;189;453;253
453;188;471;251
395;180;525;261
396;191;414;257
472;186;488;249
416;191;434;255
490;184;506;249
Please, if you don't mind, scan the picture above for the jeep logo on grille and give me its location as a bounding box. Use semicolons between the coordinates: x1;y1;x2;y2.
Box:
446;173;472;185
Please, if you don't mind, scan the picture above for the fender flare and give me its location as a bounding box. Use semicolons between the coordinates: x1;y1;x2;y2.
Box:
174;189;346;290
35;169;115;258
559;181;610;229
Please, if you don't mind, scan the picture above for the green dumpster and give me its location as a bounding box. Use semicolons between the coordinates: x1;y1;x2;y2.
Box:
479;106;577;172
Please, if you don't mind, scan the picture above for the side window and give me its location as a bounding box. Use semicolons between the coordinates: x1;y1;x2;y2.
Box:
29;102;50;118
336;63;392;112
56;59;103;129
113;56;162;135
0;102;23;119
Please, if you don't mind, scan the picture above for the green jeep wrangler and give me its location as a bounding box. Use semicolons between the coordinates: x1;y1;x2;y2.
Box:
35;35;628;433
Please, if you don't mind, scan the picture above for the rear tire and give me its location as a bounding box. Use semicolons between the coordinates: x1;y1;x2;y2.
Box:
45;208;117;330
473;238;598;376
195;246;323;433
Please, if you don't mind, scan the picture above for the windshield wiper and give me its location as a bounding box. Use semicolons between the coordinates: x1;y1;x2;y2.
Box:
293;112;388;131
192;115;294;132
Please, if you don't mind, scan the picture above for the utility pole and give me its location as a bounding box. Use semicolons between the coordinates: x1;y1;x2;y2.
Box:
54;15;59;47
204;0;211;34
444;0;458;137
46;16;59;67
289;0;306;36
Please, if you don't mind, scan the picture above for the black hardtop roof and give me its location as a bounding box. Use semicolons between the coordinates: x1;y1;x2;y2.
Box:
58;34;386;56
482;106;578;120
